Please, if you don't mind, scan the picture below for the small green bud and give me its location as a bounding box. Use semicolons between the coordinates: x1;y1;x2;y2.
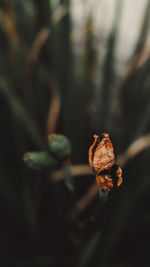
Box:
48;134;71;161
23;151;58;170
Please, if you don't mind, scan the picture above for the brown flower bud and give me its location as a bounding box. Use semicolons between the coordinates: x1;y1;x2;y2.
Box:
89;133;122;191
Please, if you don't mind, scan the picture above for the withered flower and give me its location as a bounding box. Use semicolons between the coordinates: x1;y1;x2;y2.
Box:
89;133;122;191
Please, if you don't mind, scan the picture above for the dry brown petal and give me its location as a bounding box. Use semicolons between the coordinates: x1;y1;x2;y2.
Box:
116;167;122;187
96;175;113;191
89;133;115;173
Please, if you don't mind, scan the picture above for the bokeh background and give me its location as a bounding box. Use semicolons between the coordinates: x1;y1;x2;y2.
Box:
0;0;150;266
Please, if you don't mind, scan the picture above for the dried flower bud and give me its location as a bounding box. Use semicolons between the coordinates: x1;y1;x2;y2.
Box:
89;133;122;191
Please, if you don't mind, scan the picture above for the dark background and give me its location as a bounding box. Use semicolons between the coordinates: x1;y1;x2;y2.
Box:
0;0;150;266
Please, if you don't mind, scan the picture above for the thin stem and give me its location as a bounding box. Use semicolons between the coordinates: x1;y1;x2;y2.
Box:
50;164;93;182
117;133;150;167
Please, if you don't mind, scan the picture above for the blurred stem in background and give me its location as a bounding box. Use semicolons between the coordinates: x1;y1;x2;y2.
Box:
133;0;150;55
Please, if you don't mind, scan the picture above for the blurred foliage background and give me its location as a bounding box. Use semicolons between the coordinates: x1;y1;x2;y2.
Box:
0;0;150;266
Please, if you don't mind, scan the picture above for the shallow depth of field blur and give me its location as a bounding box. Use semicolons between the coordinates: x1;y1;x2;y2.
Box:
1;0;150;266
